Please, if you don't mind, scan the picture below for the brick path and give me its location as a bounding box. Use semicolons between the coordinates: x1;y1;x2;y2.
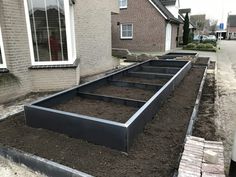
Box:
178;136;225;177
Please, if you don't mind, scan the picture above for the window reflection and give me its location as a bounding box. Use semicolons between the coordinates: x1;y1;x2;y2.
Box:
0;47;2;64
28;0;68;61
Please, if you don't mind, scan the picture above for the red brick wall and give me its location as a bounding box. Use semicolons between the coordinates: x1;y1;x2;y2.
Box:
228;27;236;33
171;23;178;49
112;0;167;52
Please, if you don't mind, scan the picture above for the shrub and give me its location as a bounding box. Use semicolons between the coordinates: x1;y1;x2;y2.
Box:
186;43;196;49
202;40;217;46
196;43;207;49
183;42;216;52
205;43;214;48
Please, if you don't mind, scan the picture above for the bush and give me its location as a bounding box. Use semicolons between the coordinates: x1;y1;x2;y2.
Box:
196;44;207;49
202;40;217;46
205;43;214;48
186;43;196;49
183;42;216;52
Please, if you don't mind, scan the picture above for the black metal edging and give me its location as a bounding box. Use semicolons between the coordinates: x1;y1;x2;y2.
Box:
25;105;128;151
28;60;151;106
128;71;174;79
108;80;163;90
78;92;146;108
0;146;92;177
141;66;180;74
125;61;192;150
24;60;190;152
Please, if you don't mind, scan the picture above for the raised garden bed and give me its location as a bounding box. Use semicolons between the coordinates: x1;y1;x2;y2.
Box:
24;60;191;152
159;52;198;60
0;67;206;177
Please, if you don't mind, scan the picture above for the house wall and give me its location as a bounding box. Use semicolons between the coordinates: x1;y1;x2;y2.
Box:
0;0;32;102
178;23;184;44
76;0;119;77
112;0;166;52
171;23;178;49
228;27;236;39
0;0;119;103
30;68;78;92
228;27;236;33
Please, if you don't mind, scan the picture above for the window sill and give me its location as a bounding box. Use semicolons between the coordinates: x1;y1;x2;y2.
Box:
0;68;9;73
120;38;133;40
29;58;79;70
120;7;127;10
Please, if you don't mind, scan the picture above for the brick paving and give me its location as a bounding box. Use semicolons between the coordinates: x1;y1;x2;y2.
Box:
178;136;225;177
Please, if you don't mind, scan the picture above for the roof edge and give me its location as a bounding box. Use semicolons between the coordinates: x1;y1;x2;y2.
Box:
149;0;168;20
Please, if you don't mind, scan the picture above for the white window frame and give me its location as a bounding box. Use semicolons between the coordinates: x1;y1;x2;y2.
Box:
23;0;76;66
0;26;7;68
120;24;133;39
119;0;127;9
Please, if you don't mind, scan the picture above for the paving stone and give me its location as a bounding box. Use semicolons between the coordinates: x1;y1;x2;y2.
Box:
178;170;201;177
180;160;202;168
187;136;205;143
178;136;225;177
184;149;204;157
204;141;223;145
202;172;225;177
186;140;205;147
203;150;218;164
202;163;225;174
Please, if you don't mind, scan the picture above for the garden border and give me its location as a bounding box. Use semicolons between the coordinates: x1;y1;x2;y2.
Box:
24;60;191;152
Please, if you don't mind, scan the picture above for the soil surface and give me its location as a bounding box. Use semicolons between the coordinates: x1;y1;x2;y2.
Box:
115;76;169;85
0;67;205;177
52;97;139;123
195;57;210;66
115;76;168;85
193;70;219;140
90;84;156;101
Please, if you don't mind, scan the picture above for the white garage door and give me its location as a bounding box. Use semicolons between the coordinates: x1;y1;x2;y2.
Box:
165;23;172;51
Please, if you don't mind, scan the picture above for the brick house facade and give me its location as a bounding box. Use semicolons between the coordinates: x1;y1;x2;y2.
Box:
227;15;236;39
112;0;180;52
0;0;119;103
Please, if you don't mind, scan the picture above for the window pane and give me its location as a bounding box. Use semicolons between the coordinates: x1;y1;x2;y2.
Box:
59;0;68;60
119;0;127;7
28;0;68;62
29;0;50;61
127;25;132;31
121;24;132;38
0;47;2;64
127;31;132;37
122;25;127;31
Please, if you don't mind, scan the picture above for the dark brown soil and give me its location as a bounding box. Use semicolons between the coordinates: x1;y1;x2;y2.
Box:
90;84;156;101
52;97;139;123
195;57;210;66
0;67;205;177
193;70;219;141
116;76;168;85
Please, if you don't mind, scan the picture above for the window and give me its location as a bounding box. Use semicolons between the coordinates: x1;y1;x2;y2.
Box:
119;0;127;9
0;26;6;68
120;24;133;39
24;0;76;65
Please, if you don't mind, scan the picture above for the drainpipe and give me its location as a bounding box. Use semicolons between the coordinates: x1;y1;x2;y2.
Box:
229;131;236;177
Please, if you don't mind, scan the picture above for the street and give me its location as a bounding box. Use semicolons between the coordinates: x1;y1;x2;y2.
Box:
215;40;236;170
